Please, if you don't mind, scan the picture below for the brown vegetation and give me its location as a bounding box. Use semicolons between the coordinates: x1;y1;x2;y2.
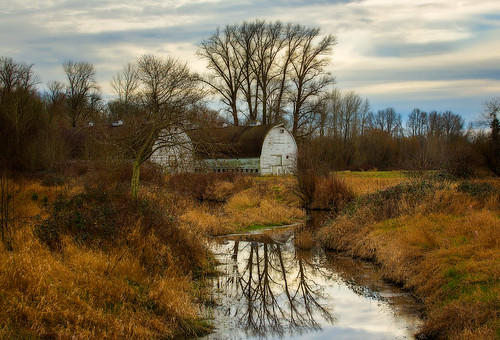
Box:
295;141;356;210
317;177;500;339
337;171;407;195
0;165;306;338
179;175;305;235
0;166;215;339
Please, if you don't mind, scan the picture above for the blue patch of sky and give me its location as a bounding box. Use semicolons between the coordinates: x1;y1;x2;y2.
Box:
369;96;485;122
25;24;207;48
481;13;500;21
339;62;500;83
371;42;457;59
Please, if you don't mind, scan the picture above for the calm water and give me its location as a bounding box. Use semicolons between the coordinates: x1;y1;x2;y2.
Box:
201;227;423;340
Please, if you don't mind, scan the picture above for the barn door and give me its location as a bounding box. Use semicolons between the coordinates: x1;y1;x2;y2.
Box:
272;155;283;175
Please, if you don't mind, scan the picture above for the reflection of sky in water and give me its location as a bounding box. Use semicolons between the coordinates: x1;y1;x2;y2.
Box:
203;232;421;340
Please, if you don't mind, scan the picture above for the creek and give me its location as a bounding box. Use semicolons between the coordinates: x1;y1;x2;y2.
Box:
201;217;423;340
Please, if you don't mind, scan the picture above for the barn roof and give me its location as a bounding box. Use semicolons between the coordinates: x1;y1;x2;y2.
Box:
187;124;281;159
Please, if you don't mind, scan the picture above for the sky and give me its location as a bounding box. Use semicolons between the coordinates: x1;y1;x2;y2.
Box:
2;0;500;123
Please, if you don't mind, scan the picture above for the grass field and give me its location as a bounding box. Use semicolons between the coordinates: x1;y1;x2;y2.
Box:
318;176;500;339
1;168;498;339
336;171;408;195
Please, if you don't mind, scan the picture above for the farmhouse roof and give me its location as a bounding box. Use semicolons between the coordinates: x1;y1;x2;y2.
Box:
187;124;281;159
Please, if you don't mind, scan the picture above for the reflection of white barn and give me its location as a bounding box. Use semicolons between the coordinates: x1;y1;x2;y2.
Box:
151;124;297;175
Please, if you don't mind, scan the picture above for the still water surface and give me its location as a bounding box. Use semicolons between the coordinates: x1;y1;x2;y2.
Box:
202;227;423;340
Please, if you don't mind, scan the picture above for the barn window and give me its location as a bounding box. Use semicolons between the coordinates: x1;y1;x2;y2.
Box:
168;155;177;167
280;129;284;133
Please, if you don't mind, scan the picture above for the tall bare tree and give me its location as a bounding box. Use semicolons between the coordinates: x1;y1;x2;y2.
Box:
250;21;287;124
197;26;245;125
483;97;500;175
289;28;336;137
233;21;259;122
198;21;336;133
406;108;428;137
369;107;402;137
270;23;305;125
44;80;66;122
63;60;101;127
117;55;205;199
109;62;139;120
0;57;42;166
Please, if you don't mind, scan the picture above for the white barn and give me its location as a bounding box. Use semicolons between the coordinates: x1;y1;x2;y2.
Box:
150;124;297;175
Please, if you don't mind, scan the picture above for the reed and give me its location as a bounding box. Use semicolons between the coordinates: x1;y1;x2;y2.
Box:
318;178;500;339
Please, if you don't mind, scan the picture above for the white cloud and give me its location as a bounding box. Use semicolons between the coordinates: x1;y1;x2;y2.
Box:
1;0;499;120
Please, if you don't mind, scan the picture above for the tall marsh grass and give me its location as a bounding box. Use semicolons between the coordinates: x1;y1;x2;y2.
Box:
318;178;500;339
180;177;305;235
0;174;212;339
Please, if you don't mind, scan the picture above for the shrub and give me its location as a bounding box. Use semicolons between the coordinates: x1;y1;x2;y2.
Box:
457;181;494;199
310;174;355;211
35;185;208;275
295;171;355;211
344;180;434;221
166;172;252;201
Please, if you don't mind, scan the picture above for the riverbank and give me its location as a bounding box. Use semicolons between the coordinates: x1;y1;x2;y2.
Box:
0;167;305;338
1;166;498;339
317;176;500;339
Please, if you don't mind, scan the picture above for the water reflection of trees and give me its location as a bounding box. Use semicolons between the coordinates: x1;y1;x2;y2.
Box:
215;235;336;338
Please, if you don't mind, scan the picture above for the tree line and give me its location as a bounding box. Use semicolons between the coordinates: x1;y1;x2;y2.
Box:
0;19;499;179
302;91;499;177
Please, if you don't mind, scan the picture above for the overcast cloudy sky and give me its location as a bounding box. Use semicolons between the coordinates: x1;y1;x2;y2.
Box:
2;0;500;122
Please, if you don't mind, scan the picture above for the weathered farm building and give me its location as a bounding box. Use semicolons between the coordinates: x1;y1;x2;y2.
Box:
150;124;297;175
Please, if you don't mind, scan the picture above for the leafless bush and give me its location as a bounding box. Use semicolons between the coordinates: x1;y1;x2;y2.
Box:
295;143;354;211
0;170;14;250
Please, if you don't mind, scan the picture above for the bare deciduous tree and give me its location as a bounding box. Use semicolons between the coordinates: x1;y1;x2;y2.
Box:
0;56;42;165
109;62;139;120
406;108;428;137
369;107;402;137
197;26;245;126
63;60;101;127
111;55;205;199
197;21;336;134
483;97;500;175
288;28;336;137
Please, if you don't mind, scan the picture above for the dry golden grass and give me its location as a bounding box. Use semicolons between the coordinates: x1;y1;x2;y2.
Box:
180;206;234;236
0;227;203;339
0;175;213;339
181;178;305;235
0;170;311;339
337;171;407;195
318;178;500;339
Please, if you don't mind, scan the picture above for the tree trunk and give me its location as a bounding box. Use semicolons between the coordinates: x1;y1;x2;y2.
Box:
131;158;141;200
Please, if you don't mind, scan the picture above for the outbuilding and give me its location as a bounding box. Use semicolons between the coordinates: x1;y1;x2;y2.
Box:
150;123;297;175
